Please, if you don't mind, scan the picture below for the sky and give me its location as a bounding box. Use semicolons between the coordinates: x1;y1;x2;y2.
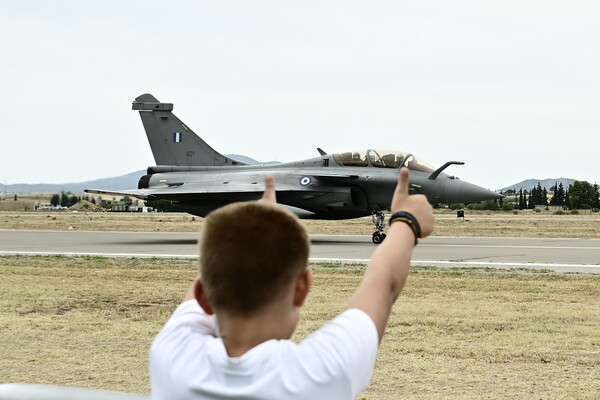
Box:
1;1;599;191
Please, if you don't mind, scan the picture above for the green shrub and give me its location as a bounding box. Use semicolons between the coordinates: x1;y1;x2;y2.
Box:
502;203;516;211
483;200;500;211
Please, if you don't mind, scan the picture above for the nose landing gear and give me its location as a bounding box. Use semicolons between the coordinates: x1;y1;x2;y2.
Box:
371;211;386;244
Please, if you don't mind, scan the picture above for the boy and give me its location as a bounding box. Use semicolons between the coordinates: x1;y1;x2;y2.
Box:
150;168;434;399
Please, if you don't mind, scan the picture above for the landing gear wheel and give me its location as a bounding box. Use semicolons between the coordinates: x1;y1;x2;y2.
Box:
372;232;387;244
371;211;387;245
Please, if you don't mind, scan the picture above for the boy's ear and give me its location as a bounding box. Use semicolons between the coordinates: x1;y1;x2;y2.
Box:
194;279;215;315
293;269;313;307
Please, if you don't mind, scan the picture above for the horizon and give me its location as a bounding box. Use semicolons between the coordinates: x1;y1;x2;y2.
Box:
0;169;587;194
1;2;599;191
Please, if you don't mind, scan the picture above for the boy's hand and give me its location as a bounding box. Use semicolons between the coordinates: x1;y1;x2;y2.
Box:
345;168;435;342
260;175;277;204
391;168;434;238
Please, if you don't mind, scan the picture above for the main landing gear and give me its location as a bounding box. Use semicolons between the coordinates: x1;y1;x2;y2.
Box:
371;211;386;244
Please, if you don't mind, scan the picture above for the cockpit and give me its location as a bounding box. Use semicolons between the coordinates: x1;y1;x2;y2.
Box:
331;149;434;173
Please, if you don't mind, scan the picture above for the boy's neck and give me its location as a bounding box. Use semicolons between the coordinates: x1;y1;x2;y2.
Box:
216;298;300;357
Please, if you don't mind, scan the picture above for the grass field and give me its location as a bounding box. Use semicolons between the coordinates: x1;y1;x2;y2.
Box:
1;210;600;238
1;255;599;399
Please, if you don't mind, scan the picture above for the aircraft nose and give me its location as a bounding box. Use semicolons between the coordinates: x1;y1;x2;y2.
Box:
444;180;503;204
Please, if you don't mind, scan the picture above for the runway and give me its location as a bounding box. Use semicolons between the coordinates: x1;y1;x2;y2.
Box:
0;230;598;273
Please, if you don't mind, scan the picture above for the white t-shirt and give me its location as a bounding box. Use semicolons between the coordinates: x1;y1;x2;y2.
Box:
150;300;379;400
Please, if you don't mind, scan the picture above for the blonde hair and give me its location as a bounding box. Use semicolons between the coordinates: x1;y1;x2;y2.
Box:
200;201;309;316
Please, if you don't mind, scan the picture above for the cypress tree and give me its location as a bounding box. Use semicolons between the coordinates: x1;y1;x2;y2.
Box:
518;189;524;210
557;183;565;206
542;188;548;206
550;183;558;205
535;182;543;206
60;192;69;207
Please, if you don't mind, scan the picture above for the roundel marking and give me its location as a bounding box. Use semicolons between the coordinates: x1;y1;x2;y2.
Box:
300;176;311;186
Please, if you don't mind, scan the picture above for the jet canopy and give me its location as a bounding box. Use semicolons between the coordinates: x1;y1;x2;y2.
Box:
332;149;434;173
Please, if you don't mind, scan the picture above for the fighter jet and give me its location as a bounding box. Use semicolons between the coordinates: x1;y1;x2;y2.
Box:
86;94;502;244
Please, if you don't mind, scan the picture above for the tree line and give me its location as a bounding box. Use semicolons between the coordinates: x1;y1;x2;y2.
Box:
50;192;96;208
515;181;599;210
47;180;600;212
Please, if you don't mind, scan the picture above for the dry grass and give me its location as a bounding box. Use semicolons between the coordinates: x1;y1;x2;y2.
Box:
1;210;599;238
1;256;599;399
0;200;37;212
0;212;203;232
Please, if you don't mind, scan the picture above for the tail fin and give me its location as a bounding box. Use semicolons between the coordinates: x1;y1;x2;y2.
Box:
132;93;243;166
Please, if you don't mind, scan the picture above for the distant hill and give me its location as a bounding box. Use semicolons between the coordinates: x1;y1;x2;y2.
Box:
0;154;280;194
228;154;280;166
2;155;585;196
0;170;146;194
499;178;576;193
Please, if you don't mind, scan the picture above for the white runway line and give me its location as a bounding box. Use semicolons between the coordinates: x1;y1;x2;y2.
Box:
420;244;600;250
2;251;599;270
311;257;600;269
0;250;197;258
411;260;600;269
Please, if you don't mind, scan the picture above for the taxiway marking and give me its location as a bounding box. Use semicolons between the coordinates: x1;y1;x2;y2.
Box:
2;251;599;271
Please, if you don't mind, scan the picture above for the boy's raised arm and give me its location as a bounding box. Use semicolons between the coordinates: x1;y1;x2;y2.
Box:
346;167;434;341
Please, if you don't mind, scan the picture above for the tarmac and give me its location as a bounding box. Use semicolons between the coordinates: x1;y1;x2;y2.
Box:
0;230;598;273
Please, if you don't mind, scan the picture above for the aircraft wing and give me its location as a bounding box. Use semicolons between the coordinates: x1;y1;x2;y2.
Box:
84;185;273;200
85;183;322;218
85;188;155;200
85;169;364;199
85;179;326;199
